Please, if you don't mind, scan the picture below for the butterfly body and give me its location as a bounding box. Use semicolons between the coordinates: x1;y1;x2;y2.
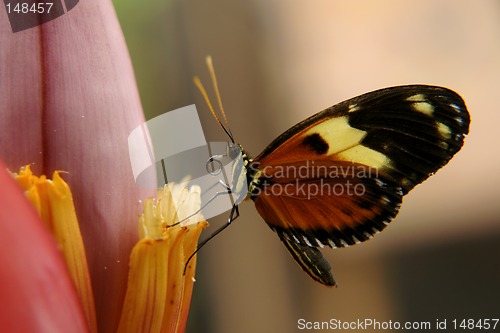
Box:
230;85;469;287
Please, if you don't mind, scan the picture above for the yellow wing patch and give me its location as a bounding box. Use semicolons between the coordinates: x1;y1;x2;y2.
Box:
406;94;425;101
407;94;435;116
412;102;434;115
336;145;391;169
301;116;391;169
437;122;452;139
303;116;367;156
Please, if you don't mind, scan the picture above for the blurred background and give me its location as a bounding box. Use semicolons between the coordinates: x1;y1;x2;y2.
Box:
114;1;500;332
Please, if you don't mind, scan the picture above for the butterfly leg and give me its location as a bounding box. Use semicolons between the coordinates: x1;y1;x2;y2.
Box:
169;179;234;227
183;203;240;274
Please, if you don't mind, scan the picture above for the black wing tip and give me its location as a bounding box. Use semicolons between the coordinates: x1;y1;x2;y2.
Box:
277;232;338;287
345;85;470;194
319;273;337;287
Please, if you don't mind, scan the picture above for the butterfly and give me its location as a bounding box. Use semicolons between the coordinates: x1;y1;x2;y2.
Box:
192;56;470;287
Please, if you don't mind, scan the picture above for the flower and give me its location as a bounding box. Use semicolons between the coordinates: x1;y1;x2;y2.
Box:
0;1;206;332
118;184;208;333
0;1;147;328
13;165;97;332
2;164;207;332
0;161;89;332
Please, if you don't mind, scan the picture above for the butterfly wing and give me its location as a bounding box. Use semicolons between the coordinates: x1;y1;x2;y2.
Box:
277;232;336;286
253;161;403;287
250;85;470;285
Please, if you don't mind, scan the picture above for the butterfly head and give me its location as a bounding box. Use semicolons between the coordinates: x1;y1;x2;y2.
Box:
227;142;243;160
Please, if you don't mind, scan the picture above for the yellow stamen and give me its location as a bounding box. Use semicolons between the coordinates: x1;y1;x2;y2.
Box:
118;183;208;333
13;165;98;333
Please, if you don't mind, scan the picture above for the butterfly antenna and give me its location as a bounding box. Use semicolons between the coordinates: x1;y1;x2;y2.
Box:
193;56;235;143
206;56;233;139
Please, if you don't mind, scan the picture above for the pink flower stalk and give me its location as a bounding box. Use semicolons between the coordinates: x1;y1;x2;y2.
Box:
0;1;206;332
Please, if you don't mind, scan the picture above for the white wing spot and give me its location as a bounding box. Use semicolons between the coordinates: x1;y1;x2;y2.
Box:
412;101;434;116
437;122;452;139
406;94;426;102
303;236;313;247
328;239;337;248
407;94;434;115
315;238;325;248
348;104;360;113
450;103;461;113
380;195;390;203
363;232;374;239
340;239;350;247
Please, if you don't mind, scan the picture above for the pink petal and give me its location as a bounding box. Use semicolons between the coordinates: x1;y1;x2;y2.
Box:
0;161;89;332
0;1;154;331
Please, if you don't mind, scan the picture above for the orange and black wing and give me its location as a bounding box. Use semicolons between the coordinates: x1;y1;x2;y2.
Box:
249;85;470;286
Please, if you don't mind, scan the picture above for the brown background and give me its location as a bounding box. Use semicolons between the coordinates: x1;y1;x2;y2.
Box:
115;1;500;332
